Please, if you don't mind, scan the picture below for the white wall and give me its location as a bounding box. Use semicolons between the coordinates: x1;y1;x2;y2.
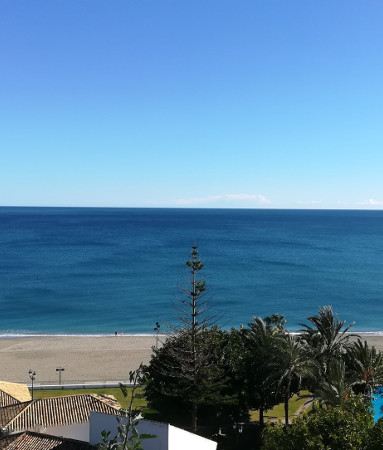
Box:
90;412;168;449
89;412;217;450
39;422;89;442
169;424;217;450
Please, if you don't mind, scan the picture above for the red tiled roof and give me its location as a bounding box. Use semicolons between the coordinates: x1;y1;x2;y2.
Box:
0;391;21;409
0;403;30;428
0;431;95;449
1;394;120;433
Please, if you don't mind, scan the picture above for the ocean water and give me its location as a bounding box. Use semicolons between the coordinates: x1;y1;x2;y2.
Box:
0;207;383;334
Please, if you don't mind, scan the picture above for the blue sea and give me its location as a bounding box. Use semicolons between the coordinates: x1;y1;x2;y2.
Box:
0;207;383;335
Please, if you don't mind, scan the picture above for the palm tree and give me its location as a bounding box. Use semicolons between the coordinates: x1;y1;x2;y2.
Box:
276;334;316;426
301;306;354;375
314;358;351;406
244;317;282;426
346;339;383;396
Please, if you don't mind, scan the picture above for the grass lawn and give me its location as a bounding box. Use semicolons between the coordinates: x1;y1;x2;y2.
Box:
33;387;147;410
250;390;313;423
33;387;313;424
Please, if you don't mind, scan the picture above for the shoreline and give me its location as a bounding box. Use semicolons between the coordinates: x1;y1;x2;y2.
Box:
1;331;383;338
0;333;167;338
2;332;383;385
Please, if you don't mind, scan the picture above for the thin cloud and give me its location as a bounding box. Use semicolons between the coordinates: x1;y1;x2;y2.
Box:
365;198;383;207
175;193;271;206
294;200;323;206
354;199;383;208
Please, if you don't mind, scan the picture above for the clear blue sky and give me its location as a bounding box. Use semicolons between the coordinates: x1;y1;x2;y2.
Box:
1;0;382;208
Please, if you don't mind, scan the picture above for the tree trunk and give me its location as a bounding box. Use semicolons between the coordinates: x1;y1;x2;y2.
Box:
284;394;289;426
284;381;291;426
259;406;264;427
191;265;198;434
192;402;198;433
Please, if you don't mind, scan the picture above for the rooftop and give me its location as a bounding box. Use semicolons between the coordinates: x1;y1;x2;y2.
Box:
0;394;120;433
0;431;95;450
0;382;31;407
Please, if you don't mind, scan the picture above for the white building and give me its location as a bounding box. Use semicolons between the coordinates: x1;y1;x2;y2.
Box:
0;384;217;449
0;393;120;441
90;411;217;450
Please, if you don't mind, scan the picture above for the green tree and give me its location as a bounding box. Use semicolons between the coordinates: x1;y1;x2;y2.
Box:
314;359;352;407
346;339;383;397
243;316;283;426
263;396;373;450
367;419;383;450
276;334;316;425
144;247;228;433
215;327;251;423
301;306;353;373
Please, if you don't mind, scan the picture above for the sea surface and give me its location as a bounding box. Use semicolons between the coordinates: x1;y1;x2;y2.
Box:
0;207;382;334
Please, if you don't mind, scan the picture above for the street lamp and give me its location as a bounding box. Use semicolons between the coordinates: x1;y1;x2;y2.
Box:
154;322;160;349
232;422;244;433
233;421;244;446
28;369;36;400
56;367;65;385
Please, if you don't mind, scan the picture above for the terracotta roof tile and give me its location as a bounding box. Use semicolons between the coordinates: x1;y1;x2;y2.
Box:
0;434;18;449
0;432;95;449
3;394;120;433
0;392;21;409
0;403;30;428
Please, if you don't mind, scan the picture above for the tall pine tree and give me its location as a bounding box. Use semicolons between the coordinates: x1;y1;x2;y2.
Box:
144;246;226;432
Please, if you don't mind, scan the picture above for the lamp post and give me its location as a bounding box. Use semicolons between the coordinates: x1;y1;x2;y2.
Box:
233;421;244;446
28;369;36;400
56;367;65;385
154;322;160;349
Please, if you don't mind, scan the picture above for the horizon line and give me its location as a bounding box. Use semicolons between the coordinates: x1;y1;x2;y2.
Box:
0;205;382;211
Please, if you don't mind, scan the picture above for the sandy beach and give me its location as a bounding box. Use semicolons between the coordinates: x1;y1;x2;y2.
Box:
0;335;157;384
1;333;383;385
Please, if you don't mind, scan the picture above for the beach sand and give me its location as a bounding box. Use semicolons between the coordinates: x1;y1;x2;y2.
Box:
0;335;157;384
1;333;383;385
356;334;383;351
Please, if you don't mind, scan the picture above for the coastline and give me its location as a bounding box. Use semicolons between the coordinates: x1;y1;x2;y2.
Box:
2;332;383;385
0;333;166;338
0;335;157;384
1;330;383;337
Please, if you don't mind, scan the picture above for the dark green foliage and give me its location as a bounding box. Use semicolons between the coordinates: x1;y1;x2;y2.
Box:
276;334;316;425
264;314;286;334
242;317;284;426
263;396;373;450
366;419;383;450
301;306;353;375
144;327;238;428
314;358;351;406
346;339;383;396
144;247;244;433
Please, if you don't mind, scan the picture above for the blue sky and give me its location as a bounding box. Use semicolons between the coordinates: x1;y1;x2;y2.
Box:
1;0;382;208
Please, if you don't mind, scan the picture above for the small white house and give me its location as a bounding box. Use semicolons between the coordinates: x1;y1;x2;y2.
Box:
89;411;218;450
0;393;120;442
